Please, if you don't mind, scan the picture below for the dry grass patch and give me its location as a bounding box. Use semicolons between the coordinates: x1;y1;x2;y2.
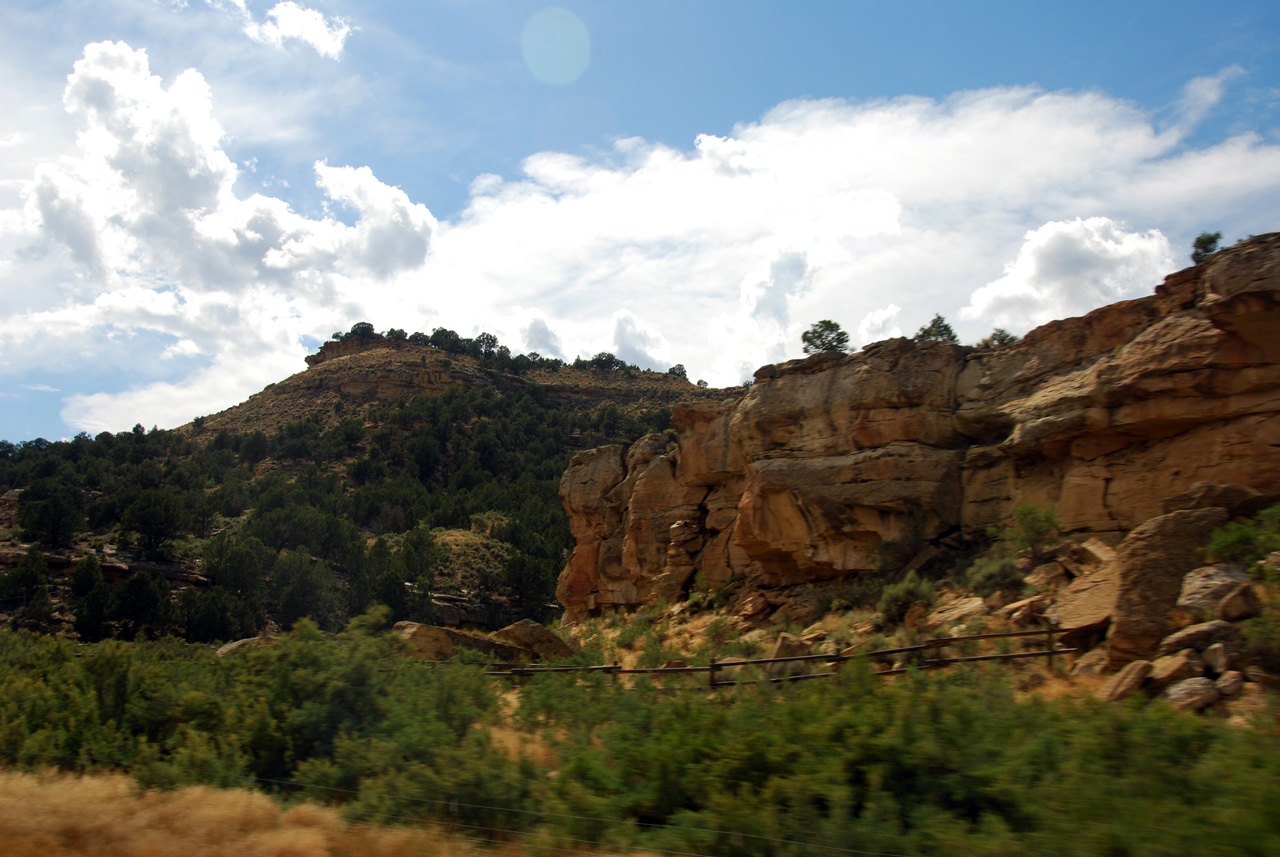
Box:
0;769;469;857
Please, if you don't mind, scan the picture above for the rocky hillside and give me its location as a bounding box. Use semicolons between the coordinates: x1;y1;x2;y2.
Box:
557;233;1280;622
196;341;713;437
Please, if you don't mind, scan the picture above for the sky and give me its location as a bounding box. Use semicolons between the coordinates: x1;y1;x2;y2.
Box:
1;1;1278;442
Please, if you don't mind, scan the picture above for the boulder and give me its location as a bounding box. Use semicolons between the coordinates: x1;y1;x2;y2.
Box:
395;622;527;662
1079;538;1117;568
1163;677;1220;712
1024;561;1068;589
1070;648;1110;678
1203;642;1230;676
1096;660;1152;702
1177;564;1249;618
1155;620;1235;658
1215;671;1245;697
924;596;987;630
767;632;814;677
1243;666;1280;692
1216;582;1262;622
737;593;770;619
1046;562;1118;645
1147;649;1204;691
1106;507;1230;668
493;619;575;660
996;594;1048;618
215;636;272;657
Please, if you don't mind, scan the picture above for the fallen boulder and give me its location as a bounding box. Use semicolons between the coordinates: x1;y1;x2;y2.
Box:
395;622;529;662
1164;677;1220;712
1106;507;1230;668
1155;620;1236;658
493;619;576;660
925;596;986;630
1216;582;1262;622
1096;660;1152;702
1177;563;1249;619
1046;563;1118;646
1147;649;1204;691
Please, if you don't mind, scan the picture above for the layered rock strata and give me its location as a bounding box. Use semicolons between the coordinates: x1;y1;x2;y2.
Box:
557;234;1280;621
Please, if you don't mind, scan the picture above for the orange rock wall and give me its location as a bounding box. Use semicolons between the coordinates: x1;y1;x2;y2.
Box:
556;234;1280;621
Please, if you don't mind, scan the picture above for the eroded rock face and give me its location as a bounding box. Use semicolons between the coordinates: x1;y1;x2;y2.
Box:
557;235;1280;621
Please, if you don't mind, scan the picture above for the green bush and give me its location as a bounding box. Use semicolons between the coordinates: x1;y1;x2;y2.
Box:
988;503;1062;563
966;555;1024;597
1205;504;1280;576
877;570;936;625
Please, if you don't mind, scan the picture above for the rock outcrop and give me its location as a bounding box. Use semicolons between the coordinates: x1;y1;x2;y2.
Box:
557;234;1280;622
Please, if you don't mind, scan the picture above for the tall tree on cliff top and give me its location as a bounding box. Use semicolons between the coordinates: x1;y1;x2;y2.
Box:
801;320;850;354
914;314;959;344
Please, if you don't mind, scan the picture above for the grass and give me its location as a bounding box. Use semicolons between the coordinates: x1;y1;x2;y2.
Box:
0;768;466;857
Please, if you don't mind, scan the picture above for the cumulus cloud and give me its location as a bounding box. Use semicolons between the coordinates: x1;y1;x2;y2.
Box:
522;317;564;359
857;304;902;346
1;41;433;432
611;313;669;370
960;218;1175;332
4;43;1280;438
241;2;352;59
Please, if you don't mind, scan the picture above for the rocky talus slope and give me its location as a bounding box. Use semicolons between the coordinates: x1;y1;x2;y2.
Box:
557;233;1280;625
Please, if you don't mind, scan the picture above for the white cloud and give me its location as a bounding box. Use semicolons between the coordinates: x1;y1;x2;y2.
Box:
857;304;902;346
611;312;669;370
960;217;1175;332
242;2;351;59
1;41;432;431
1173;65;1246;134
4;43;1280;436
521;316;564;359
162;338;202;359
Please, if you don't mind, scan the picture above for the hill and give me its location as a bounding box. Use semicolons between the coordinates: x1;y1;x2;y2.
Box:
195;336;715;438
0;344;697;640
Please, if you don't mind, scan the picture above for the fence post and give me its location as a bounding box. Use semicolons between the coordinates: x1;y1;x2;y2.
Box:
708;656;719;689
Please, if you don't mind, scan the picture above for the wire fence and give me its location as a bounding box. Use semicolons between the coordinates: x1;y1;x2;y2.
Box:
479;626;1074;688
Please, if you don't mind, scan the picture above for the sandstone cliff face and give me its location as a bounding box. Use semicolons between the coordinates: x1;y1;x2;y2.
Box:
557;234;1280;621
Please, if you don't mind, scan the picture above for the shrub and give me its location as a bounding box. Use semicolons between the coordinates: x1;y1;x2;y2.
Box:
989;503;1062;563
1192;231;1221;264
877;570;936;625
1204;504;1280;576
966;555;1024;597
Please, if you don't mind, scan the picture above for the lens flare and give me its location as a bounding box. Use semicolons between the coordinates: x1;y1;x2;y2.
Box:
522;7;590;85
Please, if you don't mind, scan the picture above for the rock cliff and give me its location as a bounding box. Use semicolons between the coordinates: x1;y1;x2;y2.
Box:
557;233;1280;621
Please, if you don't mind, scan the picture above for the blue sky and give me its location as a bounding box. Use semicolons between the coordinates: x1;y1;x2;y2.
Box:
1;1;1278;442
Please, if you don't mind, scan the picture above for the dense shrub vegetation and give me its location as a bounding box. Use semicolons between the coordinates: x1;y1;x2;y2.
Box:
1;621;1278;856
0;382;670;638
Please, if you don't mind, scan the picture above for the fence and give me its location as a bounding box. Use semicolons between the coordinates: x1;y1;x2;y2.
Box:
482;626;1074;688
